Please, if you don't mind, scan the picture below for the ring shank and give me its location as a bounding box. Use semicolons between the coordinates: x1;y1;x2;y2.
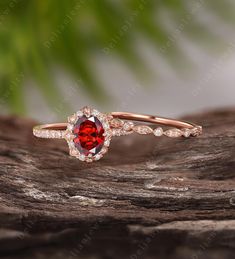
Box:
40;123;68;130
111;112;196;129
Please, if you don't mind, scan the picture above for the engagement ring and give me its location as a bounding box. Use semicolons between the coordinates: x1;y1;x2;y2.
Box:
33;106;202;162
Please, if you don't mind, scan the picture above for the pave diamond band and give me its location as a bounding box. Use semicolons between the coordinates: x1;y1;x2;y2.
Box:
33;106;202;162
33;124;67;139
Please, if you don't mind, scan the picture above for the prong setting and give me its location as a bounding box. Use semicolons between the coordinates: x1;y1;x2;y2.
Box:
66;107;112;162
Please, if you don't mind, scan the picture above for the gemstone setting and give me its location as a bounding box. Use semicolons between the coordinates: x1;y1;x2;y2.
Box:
73;115;105;156
66;107;112;162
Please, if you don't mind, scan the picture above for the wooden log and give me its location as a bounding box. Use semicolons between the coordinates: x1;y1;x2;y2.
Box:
0;108;234;258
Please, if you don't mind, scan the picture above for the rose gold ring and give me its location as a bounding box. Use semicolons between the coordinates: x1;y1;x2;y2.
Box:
33;106;202;162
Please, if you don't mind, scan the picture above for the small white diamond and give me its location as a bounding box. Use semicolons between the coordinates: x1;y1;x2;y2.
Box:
103;122;110;130
67;124;74;131
110;118;124;128
164;129;182;138
97;114;106;121
112;129;121;136
94;154;102;161
106;129;112;136
133;125;153;134
111;128;133;136
153;127;163;137
183;129;191;138
79;154;86;161
85;158;93;163
64;131;75;141
190;127;201;136
111;129;117;136
82;106;92;117
101;147;108;155
68;114;77;123
104;139;111;146
123;122;134;131
92;109;100;116
68;141;75;149
77;111;83;117
70;149;78;156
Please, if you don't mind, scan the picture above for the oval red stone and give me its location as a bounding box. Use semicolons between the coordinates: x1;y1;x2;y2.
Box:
73;116;105;156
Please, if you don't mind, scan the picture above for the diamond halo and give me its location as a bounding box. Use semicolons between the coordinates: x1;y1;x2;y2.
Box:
65;106;112;162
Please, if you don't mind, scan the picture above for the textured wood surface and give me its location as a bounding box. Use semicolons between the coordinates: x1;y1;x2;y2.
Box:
0;108;234;258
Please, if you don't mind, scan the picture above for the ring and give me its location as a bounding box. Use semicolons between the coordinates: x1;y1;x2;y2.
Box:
33;106;202;162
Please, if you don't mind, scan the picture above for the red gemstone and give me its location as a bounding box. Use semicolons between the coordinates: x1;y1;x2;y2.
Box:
73;116;105;156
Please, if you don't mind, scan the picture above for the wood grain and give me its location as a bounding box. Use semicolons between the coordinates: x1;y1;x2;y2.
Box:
0;108;234;258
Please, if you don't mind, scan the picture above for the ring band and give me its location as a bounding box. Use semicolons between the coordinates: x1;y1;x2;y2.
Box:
33;106;202;162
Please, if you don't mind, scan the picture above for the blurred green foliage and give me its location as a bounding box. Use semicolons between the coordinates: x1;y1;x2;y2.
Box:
0;0;234;114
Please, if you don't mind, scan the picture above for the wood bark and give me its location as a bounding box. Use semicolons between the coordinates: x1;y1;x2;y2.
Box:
0;108;234;258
